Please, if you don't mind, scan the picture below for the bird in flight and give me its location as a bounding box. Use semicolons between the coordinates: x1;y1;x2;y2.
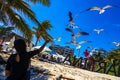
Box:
86;5;115;14
76;40;91;45
112;41;120;47
93;29;104;34
53;37;62;42
65;40;90;49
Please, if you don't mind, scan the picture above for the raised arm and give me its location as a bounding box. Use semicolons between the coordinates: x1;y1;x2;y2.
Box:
38;40;50;53
29;40;50;57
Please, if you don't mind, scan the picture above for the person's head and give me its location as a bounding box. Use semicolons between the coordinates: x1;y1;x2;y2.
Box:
14;39;26;53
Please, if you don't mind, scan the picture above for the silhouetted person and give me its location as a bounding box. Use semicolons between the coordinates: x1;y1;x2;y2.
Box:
5;39;50;80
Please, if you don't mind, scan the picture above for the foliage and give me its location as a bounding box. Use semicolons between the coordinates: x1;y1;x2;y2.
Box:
25;0;50;6
0;25;14;36
105;48;120;64
0;0;50;41
32;20;53;46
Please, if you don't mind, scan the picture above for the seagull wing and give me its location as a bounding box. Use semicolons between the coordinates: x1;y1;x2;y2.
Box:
68;11;73;22
65;28;74;35
94;29;101;34
76;32;89;36
103;5;113;9
93;29;98;31
78;40;87;44
87;6;101;11
54;37;61;41
112;42;120;46
65;41;74;44
100;29;104;31
72;25;79;29
112;42;119;46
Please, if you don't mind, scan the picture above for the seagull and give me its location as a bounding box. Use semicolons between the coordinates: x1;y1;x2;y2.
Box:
87;5;114;14
112;41;120;47
71;31;89;43
53;37;62;41
71;25;79;29
77;40;91;45
72;31;89;43
65;41;81;49
65;40;90;50
75;40;91;49
93;29;104;34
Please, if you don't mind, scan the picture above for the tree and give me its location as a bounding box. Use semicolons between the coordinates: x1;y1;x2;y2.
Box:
0;0;50;41
105;49;120;64
32;20;53;46
0;25;14;36
92;49;108;62
25;0;50;6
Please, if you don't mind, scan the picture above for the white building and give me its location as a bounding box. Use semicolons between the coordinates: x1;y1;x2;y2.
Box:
52;45;74;57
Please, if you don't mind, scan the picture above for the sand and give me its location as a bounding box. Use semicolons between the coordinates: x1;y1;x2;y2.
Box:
0;53;120;80
30;58;120;80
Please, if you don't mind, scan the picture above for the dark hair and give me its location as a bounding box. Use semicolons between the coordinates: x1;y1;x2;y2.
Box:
14;39;26;53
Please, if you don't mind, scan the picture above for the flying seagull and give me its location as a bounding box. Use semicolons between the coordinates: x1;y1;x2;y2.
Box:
93;29;104;34
112;41;120;47
53;37;62;42
87;5;115;14
77;40;91;45
75;40;91;49
71;31;89;43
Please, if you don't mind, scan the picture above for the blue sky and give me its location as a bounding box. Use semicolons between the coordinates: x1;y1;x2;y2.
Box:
25;0;120;57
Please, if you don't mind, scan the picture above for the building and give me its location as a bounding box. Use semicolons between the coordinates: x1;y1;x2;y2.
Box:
52;44;74;57
0;32;34;51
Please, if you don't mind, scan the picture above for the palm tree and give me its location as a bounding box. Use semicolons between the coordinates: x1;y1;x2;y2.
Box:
0;25;14;36
25;0;50;6
105;49;120;64
92;49;107;62
0;0;50;41
32;20;53;46
0;25;14;52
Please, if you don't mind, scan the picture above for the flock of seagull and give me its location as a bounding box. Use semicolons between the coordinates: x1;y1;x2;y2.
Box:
53;4;120;51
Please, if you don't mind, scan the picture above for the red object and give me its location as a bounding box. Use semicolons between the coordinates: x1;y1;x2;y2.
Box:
84;50;89;57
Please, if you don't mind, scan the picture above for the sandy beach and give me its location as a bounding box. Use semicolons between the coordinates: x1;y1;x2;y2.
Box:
0;53;120;80
30;58;120;80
